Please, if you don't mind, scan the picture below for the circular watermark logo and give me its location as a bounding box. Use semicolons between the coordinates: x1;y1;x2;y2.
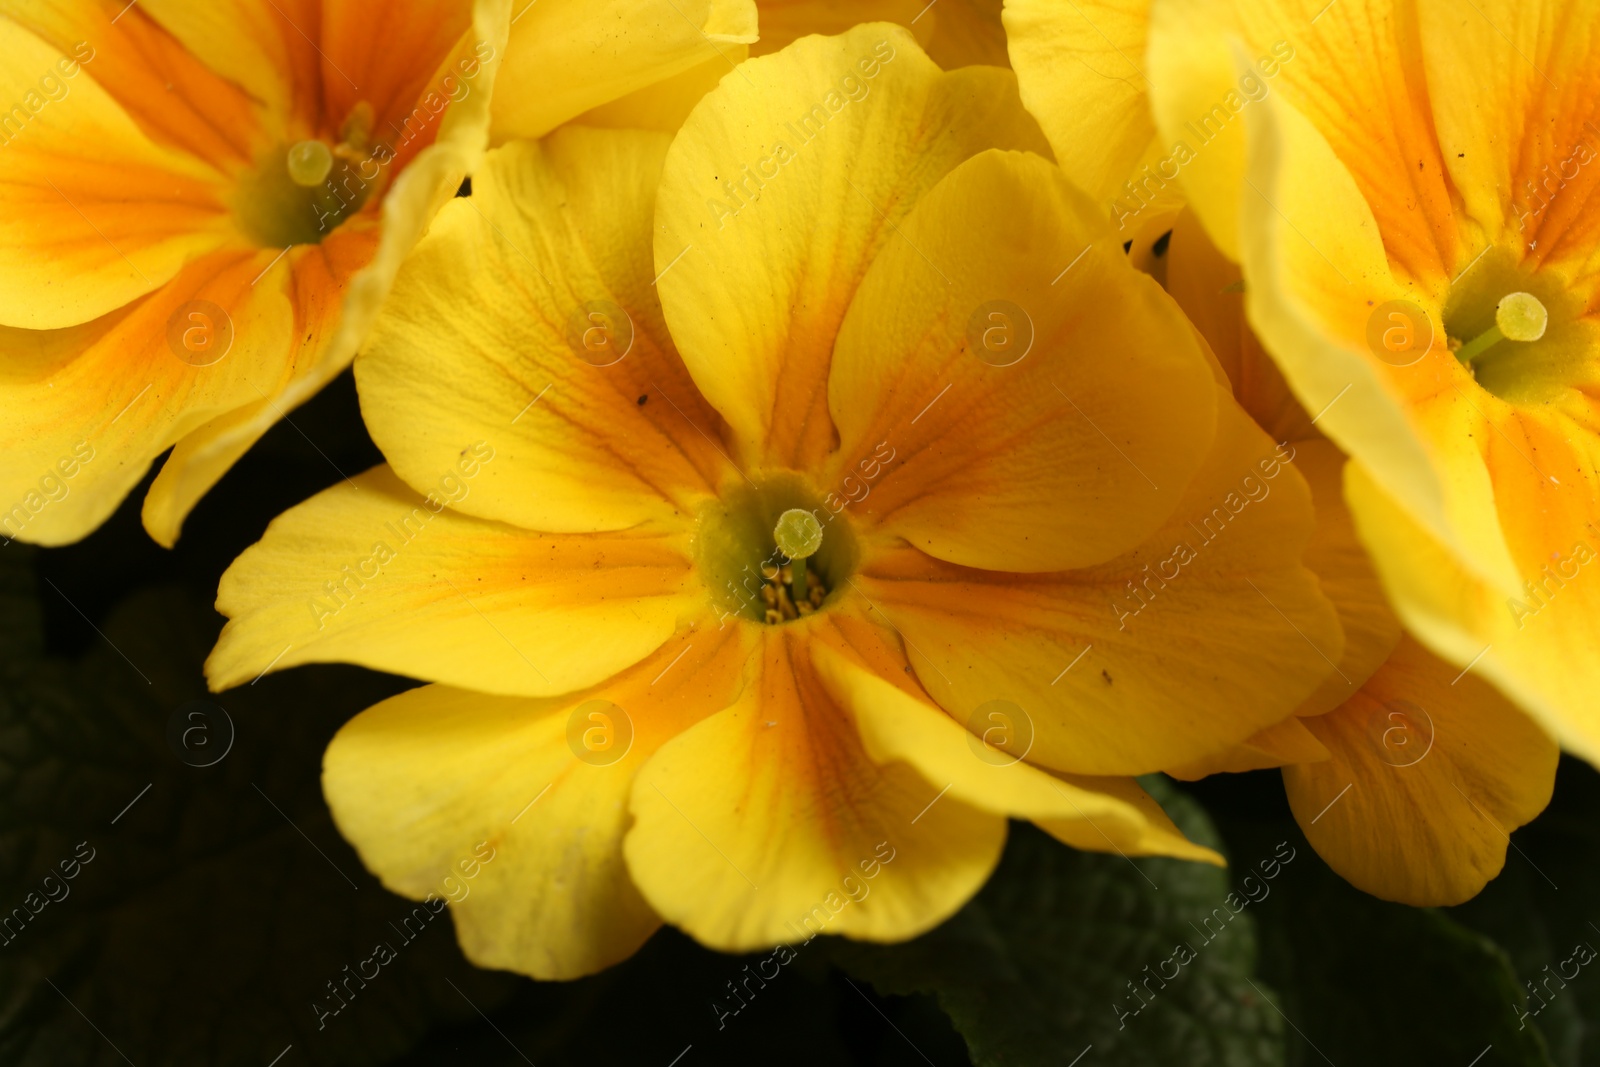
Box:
566;699;634;766
166;700;235;767
566;300;634;367
165;300;234;367
965;699;1035;766
967;300;1034;367
1365;300;1433;367
1367;699;1434;767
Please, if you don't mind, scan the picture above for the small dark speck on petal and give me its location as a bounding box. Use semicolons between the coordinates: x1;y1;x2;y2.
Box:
638;394;648;405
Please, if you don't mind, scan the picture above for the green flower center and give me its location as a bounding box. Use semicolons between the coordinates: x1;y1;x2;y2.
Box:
1444;246;1583;404
232;102;381;249
695;475;858;625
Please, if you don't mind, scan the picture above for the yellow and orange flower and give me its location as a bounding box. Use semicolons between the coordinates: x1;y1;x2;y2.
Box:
1004;0;1569;904
1072;0;1600;767
1160;210;1558;905
205;26;1344;976
0;0;772;550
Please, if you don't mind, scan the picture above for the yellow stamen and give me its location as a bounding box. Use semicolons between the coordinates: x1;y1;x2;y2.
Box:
774;508;822;602
286;140;334;187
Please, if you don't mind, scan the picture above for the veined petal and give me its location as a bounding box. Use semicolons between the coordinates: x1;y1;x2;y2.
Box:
142;226;382;547
624;624;1003;952
136;0;323;129
1419;0;1600;301
1236;85;1522;595
207;466;699;697
1284;636;1558;906
1347;425;1600;766
655;23;1051;470
359;129;731;532
0;1;262;165
1292;439;1404;715
0;16;229;330
808;625;1222;864
321;0;475;141
1147;0;1461;288
856;385;1342;776
492;0;758;141
323;628;753;980
1005;0;1160;207
826;149;1216;573
0;248;297;547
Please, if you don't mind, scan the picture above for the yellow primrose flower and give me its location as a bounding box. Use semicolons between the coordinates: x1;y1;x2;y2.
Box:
1162;210;1559;906
1011;0;1600;767
206;25;1342;977
0;0;512;548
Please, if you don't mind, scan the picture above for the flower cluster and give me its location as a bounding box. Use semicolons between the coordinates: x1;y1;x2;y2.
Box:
5;0;1591;984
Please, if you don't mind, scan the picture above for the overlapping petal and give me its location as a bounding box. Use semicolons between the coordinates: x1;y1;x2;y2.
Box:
207;466;699;697
1284;636;1558;906
323;628;752;979
826;148;1216;573
359;128;732;533
857;384;1342;776
654;22;1051;471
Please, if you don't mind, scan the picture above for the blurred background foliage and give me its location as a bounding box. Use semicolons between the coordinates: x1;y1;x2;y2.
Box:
3;370;1595;1066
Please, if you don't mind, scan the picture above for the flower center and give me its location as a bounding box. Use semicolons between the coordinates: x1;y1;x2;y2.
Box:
1444;246;1583;404
232;102;381;249
695;475;858;625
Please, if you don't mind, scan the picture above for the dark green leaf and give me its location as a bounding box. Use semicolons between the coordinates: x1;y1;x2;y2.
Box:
832;780;1287;1066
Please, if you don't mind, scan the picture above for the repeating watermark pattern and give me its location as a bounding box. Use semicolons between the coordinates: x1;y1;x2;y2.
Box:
965;699;1035;766
1112;841;1297;1030
310;41;498;235
0;841;97;949
706;39;899;231
1365;299;1434;367
566;300;634;367
1515;938;1596;1030
166;299;235;366
566;699;634;766
0;41;96;151
967;300;1034;367
311;839;497;1030
710;841;898;1030
1112;441;1298;631
1;440;96;543
1367;699;1434;768
166;700;236;768
1108;41;1296;232
307;443;496;629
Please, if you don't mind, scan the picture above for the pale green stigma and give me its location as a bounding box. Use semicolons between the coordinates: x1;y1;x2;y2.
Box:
774;508;823;603
1456;291;1549;364
286;140;334;187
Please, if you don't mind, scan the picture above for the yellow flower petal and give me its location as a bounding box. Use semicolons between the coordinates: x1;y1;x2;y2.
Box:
359;129;732;533
1165;715;1331;779
1347;445;1600;767
1284;636;1558;906
808;626;1222;865
856;384;1342;775
207;466;699;696
755;0;1009;69
827;148;1217;572
323;629;753;980
0;248;296;547
1005;0;1160;207
624;624;1004;952
654;23;1050;469
492;0;758;141
0;16;229;330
